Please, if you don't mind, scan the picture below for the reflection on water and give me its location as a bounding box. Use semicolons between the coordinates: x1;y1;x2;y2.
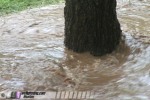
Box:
0;0;150;99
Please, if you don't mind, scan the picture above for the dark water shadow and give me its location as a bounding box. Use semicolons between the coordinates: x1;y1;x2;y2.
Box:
61;35;131;91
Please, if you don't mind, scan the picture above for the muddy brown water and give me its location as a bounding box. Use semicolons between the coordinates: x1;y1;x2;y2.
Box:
0;0;150;100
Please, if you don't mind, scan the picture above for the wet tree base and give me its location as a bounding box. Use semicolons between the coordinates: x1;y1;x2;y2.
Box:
64;0;122;56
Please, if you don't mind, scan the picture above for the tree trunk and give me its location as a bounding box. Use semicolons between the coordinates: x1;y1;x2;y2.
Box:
64;0;122;56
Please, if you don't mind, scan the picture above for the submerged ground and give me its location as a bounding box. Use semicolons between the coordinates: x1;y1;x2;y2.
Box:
0;0;150;99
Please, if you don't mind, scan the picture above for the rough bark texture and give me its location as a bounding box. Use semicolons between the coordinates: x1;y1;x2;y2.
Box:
64;0;122;56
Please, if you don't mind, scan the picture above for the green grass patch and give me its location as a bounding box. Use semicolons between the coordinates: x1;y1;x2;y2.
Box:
0;0;63;16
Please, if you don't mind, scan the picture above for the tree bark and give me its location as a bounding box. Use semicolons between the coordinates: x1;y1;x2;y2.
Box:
64;0;122;56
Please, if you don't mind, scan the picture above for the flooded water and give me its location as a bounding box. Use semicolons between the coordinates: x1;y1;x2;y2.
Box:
0;0;150;99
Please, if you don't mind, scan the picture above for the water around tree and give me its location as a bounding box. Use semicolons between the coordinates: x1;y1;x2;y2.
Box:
0;0;149;99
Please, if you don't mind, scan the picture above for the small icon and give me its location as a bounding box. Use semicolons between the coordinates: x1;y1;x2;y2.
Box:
10;91;21;99
1;93;5;97
16;92;21;99
10;92;16;99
